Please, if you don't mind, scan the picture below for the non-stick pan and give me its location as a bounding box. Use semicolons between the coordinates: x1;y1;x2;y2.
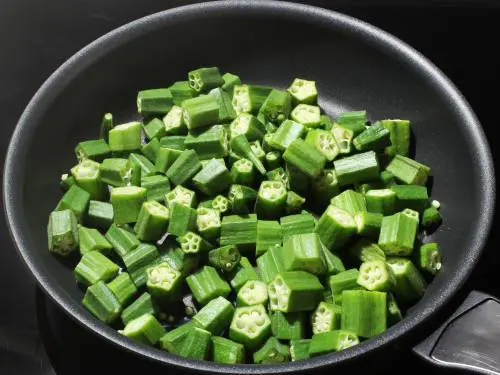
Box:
3;1;497;374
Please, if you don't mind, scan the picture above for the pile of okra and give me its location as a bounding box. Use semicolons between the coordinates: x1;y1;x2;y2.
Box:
48;67;443;364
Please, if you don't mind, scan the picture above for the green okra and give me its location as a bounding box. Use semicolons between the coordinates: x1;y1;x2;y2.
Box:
269;119;305;151
416;242;442;276
378;209;419;256
186;266;231;305
60;173;76;191
121;292;155;325
162;105;188;136
166;149;202;186
133;201;170;241
256;220;282;257
287;78;317;105
107;272;137;306
100;112;113;142
119;313;165;346
386;155;430;185
422;206;442;231
271;311;305;340
143;117;166;140
48;209;79;256
253;337;290;364
357;260;395;292
99;158;132;187
160;322;194;354
230;113;266;141
256;245;286;284
334;151;380;186
221;72;241;94
105;223;139;257
212;194;231;214
391;185;429;213
321;244;346;276
285;191;306;214
196;207;221;240
315;205;357;251
309;330;360;356
79;226;113;255
188;67;224;93
257;89;292;124
182;94;220;130
283;233;326;275
110;186;147;224
209;245;241;272
192;158;232;196
305;129;339;161
354;211;383;239
320;114;334;131
178;327;212;360
184;124;228;159
365;188;396;215
387;292;403;326
55;184;90;222
75;139;111;163
82;280;121;323
220;214;257;251
155;147;182;174
177;231;213;255
291;104;321;128
159;135;187;150
229;304;271;350
165;185;196;208
265;151;282;171
122;243;160;273
167;202;197;237
290;339;311;361
212;87;238;122
161;247;199;277
349;239;386;265
129;153;156;178
230;158;255;186
337;111;367;136
237;280;268;307
341;290;387;338
353;122;391;152
285;163;310;195
386;257;427;304
108;122;142;153
312;169;340;207
283;138;326;179
212;336;245;364
141;137;161;162
146;262;183;301
230;256;260;291
381;119;411;157
255;180;287;219
312;301;341;334
330;189;367;216
331;124;354;155
230;134;267;175
137;88;173;116
328;269;362;299
266;167;289;187
169;80;196;106
193;296;235;335
232;84;273;114
140;175;171;202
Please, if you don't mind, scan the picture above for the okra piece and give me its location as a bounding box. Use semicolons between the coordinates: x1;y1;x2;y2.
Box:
334;151;380;186
230;256;260;291
269;119;305;151
230;113;266;141
337;111;367;136
208;245;241;272
341;290;387;338
283;233;326;275
110;186;147;224
182;94;220;130
177;231;212;255
353;122;391;152
305;129;339;161
105;223;140;257
170;80;196;106
186;266;231;305
166;149;202;186
271;311;306;340
160;322;194;354
386;257;427;304
230;158;255;186
255;220;282;257
309;330;360;356
193;296;235;335
195;207;221;240
266;167;289;187
137;88;173;116
82;280;121;323
290;339;311;361
167;202;197;237
230;134;267;175
315;205;357;251
285;191;306;214
357;260;395;292
159;135;186;150
283;138;326;179
146;262;183;301
320;114;334;131
220;214;257;251
265;151;282;171
422;206;442;231
250;140;266;162
162;105;188;136
365;188;396;215
256;245;286;284
47;209;79;256
55;184;90;222
178;327;212;360
235;280;268;307
331;189;367;215
312;169;340;207
254;336;290;364
119;313;165;345
108;122;142;152
165;185;196;208
141;137;161;162
212;194;230;214
122;243;160;273
140;175;171;202
380;170;395;186
280;213;315;241
328;269;362;298
381;119;411;157
221;72;241;94
321;244;346;276
129;153;156;177
79;226;113;255
99;158;132;187
268;271;323;313
287;78;317;105
143;117;166;140
387;292;403;326
378;209;419;256
184;124;228;159
60;173;76;191
192;158;231;195
232;84;272;114
331;124;354;154
75;139;111;162
255;180;287;219
391;185;429;213
354;211;383;238
312;301;341;334
188;67;224;93
349;239;386;264
161;247;199;277
133;201;170;241
121;292;155;325
258;89;292;124
212;336;245;364
291;104;321;128
100;112;113;142
416;242;442;275
107;272;137;306
155;147;182;174
386;155;430;185
229;304;272;350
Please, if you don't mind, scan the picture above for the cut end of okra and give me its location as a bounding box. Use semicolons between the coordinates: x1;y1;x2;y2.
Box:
146;262;182;300
196;207;221;240
230;113;266;141
188;67;224;93
162;105;186;135
108;122;142;152
305;129;339;161
291;104;321;128
417;242;442;275
312;302;341;334
237;280;269;306
212;195;230;213
229;304;271;351
165;185;196;208
208;245;241;272
255;180;287;219
315;205;357;251
134;200;170;242
287;78;318;105
178;231;212;254
357;260;395;292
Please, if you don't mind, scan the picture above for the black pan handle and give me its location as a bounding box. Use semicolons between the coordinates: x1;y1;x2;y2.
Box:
413;291;500;375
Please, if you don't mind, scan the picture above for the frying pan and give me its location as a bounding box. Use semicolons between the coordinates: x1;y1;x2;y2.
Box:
3;1;497;374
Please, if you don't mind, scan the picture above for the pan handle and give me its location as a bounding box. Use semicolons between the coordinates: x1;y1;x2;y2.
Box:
413;291;500;375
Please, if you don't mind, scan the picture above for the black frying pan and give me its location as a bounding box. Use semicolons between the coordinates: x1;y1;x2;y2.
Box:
3;1;497;374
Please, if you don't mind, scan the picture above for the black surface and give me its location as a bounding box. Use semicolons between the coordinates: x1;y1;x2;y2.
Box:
1;1;499;375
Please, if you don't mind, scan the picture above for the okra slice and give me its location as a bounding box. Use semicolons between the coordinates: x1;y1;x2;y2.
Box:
99;158;132;186
186;266;231;305
386;155;430;185
133;201;169;242
349;239;386;264
209;245;241;272
387;292;403;326
331;124;354;154
188;67;224;93
230;256;260;291
312;301;341;334
105;223;140;257
290;339;311;361
255;220;282;257
365;188;396;215
121;292;155;325
74;251;119;286
287;78;317;105
328;269;362;300
386;257;427;304
212;336;245;364
107;272;137;306
167;202;197;237
391;185;429;213
230;158;255;186
380;119;411;157
309;330;360;356
354;211;383;239
353;122;391;152
221;72;242;94
55;184;90;222
357;260;395;292
232;84;273;114
162;105;187;136
169;80;196;106
184;124;228;159
257;245;286;284
255;180;287;219
108;121;142;152
220;214;257;251
129;153;156;178
305;129;339;161
337;110;367;136
378;209;419;256
160;135;187;150
178;327;212;360
47;209;79;256
143;117;166;140
122;243;159;273
165;185;196;208
331;189;367;215
416;242;442;276
182;94;220;130
196;207;221;240
212;194;230;214
237;280;268;307
119;313;165;346
268;271;323;313
283;233;326;275
160;322;194;354
110;186;147;224
230;134;267;175
266;167;289;187
230;113;266;141
99;112;113;142
177;231;212;255
422;206;442;231
341;290;387;338
161;247;199;277
229;304;272;350
155;147;182;173
75;139;111;162
269;119;305;151
146;262;183;301
192;296;235;335
283;138;326;179
79;226;113;255
285;191;306;214
258;89;292;124
291;104;321;128
192;158;231;196
265;151;282;171
253;336;290;364
82;280;121;323
321;244;346;276
140;175;171;202
166;149;202;186
137;88;173;116
315;205;357;251
334;151;380;186
228;184;257;215
270;311;306;341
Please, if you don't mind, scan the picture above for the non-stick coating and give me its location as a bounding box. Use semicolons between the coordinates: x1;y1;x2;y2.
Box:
3;1;495;374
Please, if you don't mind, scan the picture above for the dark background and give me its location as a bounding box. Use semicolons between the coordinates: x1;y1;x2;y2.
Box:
1;1;499;374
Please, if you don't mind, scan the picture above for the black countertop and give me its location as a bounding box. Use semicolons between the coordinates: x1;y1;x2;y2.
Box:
1;2;499;374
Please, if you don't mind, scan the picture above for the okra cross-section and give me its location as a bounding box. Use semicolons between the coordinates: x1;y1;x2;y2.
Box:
312;301;341;334
232;84;272;114
70;159;107;200
287;78;318;105
230;113;266;141
305;129;339;161
357;260;395;292
229;184;258;215
186;266;231;305
291;104;321;128
309;330;360;356
255;180;287;219
165;185;196;208
208;245;241;272
229;304;271;351
146;262;183;302
188;67;224;93
192;296;235;335
283;233;326;275
178;231;213;255
230;158;255;186
416;242;442;276
268;271;323;313
237;280;268;307
196;207;221;240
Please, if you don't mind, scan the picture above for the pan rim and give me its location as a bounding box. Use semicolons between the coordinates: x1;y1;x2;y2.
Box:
3;1;496;373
